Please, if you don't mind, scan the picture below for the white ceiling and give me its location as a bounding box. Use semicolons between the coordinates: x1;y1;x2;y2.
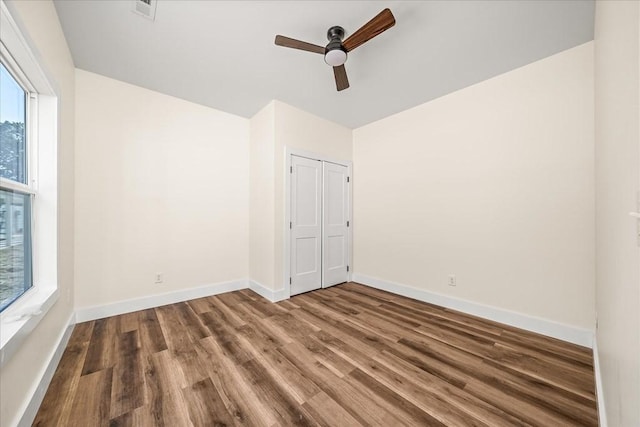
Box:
53;0;594;128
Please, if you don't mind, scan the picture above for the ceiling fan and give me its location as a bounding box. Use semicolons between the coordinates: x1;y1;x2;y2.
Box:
275;8;396;92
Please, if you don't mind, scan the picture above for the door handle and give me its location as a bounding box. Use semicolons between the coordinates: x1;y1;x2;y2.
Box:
630;212;640;219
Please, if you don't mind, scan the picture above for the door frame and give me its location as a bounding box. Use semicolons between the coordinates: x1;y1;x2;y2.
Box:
284;147;352;298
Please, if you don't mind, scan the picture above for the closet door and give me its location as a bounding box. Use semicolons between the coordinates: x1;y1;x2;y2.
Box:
290;156;322;296
323;162;349;287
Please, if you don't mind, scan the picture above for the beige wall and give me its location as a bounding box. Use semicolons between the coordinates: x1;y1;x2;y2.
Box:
74;70;249;309
0;1;75;426
594;1;640;425
353;43;595;329
273;101;352;289
249;101;276;288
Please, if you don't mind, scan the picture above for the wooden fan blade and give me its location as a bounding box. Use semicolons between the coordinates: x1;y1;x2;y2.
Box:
333;65;350;91
275;35;325;54
342;8;395;52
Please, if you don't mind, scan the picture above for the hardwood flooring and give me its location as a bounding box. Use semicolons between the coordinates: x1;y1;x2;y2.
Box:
33;282;598;426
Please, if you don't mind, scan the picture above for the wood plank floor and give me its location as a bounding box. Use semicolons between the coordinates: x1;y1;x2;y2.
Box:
33;282;598;426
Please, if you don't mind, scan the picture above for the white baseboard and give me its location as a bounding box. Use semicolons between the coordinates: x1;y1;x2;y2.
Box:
248;280;288;302
75;279;247;322
352;273;593;348
592;336;607;426
17;312;75;427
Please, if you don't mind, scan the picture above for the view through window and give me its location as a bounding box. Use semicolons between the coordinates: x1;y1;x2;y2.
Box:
0;62;33;311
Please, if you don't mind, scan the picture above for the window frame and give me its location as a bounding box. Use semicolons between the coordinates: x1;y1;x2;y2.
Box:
0;0;59;368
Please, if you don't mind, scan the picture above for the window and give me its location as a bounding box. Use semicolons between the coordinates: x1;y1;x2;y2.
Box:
0;61;34;312
0;0;58;367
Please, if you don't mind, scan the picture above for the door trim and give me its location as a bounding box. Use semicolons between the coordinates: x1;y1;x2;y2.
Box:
284;147;352;298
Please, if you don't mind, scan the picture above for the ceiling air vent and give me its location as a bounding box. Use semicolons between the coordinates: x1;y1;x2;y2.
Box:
132;0;157;21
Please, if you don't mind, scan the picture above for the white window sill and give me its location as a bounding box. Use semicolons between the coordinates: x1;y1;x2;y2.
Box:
0;286;58;368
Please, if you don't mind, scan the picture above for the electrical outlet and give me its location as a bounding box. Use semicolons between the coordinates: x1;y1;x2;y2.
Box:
448;275;456;286
155;273;163;284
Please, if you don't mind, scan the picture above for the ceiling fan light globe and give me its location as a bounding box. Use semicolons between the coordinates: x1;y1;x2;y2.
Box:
324;49;347;66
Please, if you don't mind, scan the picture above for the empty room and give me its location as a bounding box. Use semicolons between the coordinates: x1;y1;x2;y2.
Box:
0;0;638;426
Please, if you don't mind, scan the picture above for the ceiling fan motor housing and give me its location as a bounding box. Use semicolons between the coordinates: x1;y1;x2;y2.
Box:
325;26;347;66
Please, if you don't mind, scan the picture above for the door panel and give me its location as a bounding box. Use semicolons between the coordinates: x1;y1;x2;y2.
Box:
295;165;319;226
323;162;349;287
327;235;345;269
290;156;322;296
295;237;318;274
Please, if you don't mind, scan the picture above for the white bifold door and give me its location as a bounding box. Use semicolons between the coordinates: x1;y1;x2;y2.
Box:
290;155;349;296
322;161;349;287
290;156;323;295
